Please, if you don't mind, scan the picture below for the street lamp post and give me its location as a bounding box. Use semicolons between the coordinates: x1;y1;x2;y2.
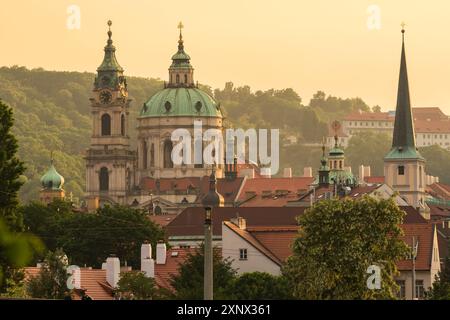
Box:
204;206;213;300
201;167;224;301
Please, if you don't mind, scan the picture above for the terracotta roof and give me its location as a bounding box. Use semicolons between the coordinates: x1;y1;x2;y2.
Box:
427;183;450;201
149;214;178;227
238;177;314;202
412;107;448;121
402;206;428;224
140;177;200;193
364;176;385;184
154;247;197;291
140;176;245;204
295;184;382;203
24;267;114;300
225;213;432;271
428;204;450;220
344;111;393;121
414;120;450;133
239;193;302;207
343;108;448;123
224;221;284;265
167;207;304;238
250;229;298;262
397;224;435;271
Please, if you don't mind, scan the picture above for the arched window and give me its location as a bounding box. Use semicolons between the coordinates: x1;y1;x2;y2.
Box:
101;114;111;136
121;114;125;136
150;143;155;167
143;141;148;169
339;160;343;169
99;167;109;191
184;74;188;84
164;140;174;168
176;74;180;84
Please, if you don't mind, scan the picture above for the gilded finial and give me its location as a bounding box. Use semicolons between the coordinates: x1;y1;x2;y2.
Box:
107;20;112;40
178;21;184;39
401;22;406;42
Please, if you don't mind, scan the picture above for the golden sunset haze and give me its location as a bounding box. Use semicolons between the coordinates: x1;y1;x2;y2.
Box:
2;0;450;113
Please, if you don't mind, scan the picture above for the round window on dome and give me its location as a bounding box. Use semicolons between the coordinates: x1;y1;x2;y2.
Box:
195;101;202;112
165;101;172;112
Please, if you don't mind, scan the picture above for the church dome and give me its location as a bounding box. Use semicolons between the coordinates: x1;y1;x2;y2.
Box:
41;161;64;190
140;87;222;118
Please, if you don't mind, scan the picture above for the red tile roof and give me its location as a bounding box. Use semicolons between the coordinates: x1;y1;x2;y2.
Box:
364;176;385;184
343;108;450;132
154;247;197;291
427;183;450;201
167;207;304;238
414;120;450;133
149;214;178;227
24;267;114;300
238;177;314;202
140;176;245;204
344;111;393;121
396;224;435;271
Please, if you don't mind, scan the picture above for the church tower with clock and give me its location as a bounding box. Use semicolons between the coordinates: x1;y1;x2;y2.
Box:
85;21;136;210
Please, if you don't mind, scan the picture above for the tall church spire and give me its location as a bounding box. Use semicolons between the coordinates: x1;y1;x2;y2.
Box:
385;25;423;160
392;25;415;149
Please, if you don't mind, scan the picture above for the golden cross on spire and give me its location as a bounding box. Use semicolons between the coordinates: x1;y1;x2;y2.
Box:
178;21;184;38
108;20;112;31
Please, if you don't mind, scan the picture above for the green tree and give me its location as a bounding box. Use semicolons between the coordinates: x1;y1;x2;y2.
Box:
427;256;450;300
26;249;69;299
419;145;450;185
0;220;43;293
116;271;158;300
283;196;409;300
0;99;26;230
22;202;165;268
226;272;292;300
170;246;236;299
345;131;391;176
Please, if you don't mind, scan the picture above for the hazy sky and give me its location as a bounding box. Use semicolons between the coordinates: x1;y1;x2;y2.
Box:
2;1;450;113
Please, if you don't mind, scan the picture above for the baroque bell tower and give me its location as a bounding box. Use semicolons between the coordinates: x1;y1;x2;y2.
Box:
85;21;136;210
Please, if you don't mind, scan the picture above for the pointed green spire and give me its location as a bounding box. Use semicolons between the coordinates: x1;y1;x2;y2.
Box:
385;26;424;160
97;20;123;73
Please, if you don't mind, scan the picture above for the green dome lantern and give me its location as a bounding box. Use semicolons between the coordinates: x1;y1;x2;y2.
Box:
41;159;65;191
140;22;222;119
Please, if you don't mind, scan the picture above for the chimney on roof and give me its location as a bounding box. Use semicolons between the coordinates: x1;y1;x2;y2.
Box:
156;241;167;265
141;243;155;278
239;168;255;179
260;167;271;178
283;168;292;178
303;167;313;178
230;213;246;230
106;255;120;288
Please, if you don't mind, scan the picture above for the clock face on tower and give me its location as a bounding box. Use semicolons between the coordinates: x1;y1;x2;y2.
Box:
99;90;112;104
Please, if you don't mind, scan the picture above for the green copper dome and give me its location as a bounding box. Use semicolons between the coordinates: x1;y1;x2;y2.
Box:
140;87;222;118
328;147;345;156
41;162;64;190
